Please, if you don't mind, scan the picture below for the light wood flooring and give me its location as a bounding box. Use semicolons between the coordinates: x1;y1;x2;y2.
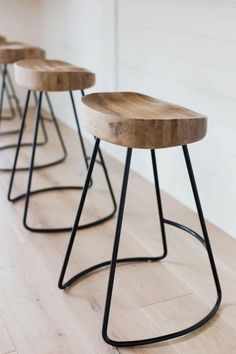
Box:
0;107;236;354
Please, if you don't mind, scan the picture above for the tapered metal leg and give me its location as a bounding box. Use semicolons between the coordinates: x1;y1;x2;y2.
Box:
5;66;22;119
151;149;168;258
0;65;22;135
33;92;48;146
8;90;31;201
44;92;67;160
102;148;132;343
23;93;43;229
0;64;7;126
182;145;222;301
0;91;49;171
58;138;101;289
0;65;15;120
70;90;88;170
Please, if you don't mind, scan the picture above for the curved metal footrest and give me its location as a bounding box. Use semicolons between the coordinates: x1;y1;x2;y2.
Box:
0;114;55;172
24;204;116;234
1;115;15;120
0;137;51;172
14;183;116;233
0;128;21;135
60;220;221;347
59;254;165;290
104;297;221;347
9;185;84;202
1;153;66;173
10;170;115;234
57;144;221;347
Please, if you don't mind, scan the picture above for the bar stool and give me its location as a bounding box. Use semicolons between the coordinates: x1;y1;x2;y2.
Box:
0;36;12;120
59;92;222;347
0;39;23;125
0;42;59;173
8;59;116;233
0;42;45;130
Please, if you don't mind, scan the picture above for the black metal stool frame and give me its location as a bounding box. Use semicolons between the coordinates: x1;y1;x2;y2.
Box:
0;89;69;172
58;138;222;347
8;92;117;233
0;64;22;132
0;64;19;120
0;64;61;172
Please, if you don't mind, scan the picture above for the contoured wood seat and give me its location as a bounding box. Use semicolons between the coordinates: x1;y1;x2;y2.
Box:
14;59;96;92
0;42;45;64
9;57;115;234
81;92;207;149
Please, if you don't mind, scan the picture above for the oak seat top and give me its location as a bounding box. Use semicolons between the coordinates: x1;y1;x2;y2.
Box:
0;42;45;64
14;59;96;92
81;92;207;149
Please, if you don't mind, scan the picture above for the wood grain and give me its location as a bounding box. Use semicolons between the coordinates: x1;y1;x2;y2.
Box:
81;92;207;149
0;42;45;64
14;59;96;92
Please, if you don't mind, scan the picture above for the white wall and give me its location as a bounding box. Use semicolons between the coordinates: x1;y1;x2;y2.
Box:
1;0;236;238
116;0;236;238
36;0;116;131
0;0;42;102
0;0;40;42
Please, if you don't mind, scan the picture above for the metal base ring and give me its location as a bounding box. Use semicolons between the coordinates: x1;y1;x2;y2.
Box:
10;184;116;233
59;220;221;347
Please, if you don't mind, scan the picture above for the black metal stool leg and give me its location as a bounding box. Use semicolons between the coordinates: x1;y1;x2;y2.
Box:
58;138;101;289
23;92;43;229
4;90;69;174
44;92;67;162
151;149;168;258
9;91;116;233
0;91;49;171
102;147;132;344
182;145;222;300
0;65;22;135
8;90;31;201
97;146;117;215
70;90;88;170
0;65;16;120
58;145;221;347
6;65;22;119
0;64;7;126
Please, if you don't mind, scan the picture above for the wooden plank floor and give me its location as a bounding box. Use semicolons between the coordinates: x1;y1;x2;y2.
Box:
0;108;236;354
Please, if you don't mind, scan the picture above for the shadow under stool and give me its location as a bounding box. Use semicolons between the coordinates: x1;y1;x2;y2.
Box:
8;59;117;233
58;91;222;347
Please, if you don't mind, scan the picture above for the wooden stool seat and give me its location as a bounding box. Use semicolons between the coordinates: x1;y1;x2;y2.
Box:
81;92;207;149
14;59;96;92
0;36;6;44
0;42;45;65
